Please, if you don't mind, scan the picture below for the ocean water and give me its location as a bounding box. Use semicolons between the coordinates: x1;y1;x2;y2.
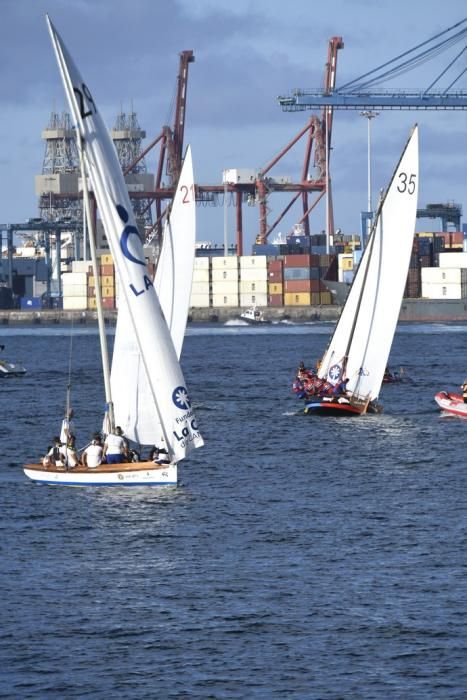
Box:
1;321;467;699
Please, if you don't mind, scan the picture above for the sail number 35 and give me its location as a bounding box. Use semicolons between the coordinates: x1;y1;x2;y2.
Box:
397;172;416;195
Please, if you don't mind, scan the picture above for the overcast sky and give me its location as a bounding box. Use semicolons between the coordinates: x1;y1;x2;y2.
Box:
0;0;465;251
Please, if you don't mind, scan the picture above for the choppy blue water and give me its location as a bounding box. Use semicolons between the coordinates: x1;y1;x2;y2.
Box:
1;321;467;699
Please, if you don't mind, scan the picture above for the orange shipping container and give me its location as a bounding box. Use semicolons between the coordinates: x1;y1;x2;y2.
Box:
284;279;312;293
101;297;116;309
100;264;114;276
284;292;311;306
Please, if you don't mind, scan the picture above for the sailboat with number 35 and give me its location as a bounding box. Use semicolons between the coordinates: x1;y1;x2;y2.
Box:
300;125;419;416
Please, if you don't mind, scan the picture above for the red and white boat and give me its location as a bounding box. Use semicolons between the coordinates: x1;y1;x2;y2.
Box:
434;391;467;418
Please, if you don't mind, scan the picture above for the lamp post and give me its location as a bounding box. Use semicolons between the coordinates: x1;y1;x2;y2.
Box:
360;110;379;244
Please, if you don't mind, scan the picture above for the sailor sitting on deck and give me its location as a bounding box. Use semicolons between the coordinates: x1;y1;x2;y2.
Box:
65;435;80;468
43;436;67;467
81;436;103;468
332;378;350;397
149;442;171;464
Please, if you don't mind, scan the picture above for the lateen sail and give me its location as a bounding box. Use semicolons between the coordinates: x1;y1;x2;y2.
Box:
47;16;204;462
319;125;419;402
110;149;196;443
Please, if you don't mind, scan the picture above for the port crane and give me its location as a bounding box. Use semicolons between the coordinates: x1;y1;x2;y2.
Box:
278;18;467;111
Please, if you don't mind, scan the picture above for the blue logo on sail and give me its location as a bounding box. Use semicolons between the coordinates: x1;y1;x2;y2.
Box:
172;386;191;410
329;363;342;383
116;204;145;266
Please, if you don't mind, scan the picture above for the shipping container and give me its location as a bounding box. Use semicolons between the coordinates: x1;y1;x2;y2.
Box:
192;269;210;283
62;296;87;310
239;267;268;282
190;293;211;308
284;292;311;306
268;282;283;294
338;254;353;270
211;280;239;295
268;270;283;283
239;280;268;294
283;267;310;281
99;254;113;265
311;292;321;305
421;281;467;300
439;252;467;268
212;268;239;282
239;293;268;307
422;267;467;284
194;256;210;269
284;254;311;267
63;271;88;285
268;259;283;272
191;281;210;295
101;297;116;309
268;294;283;306
320;291;333;305
63;284;88;297
240;255;267;269
212;293;239;307
100;264;114;276
211;256;239;269
284;279;312;293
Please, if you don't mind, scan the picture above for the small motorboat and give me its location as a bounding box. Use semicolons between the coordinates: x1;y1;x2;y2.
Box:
434;391;467;418
0;346;26;377
239;306;270;325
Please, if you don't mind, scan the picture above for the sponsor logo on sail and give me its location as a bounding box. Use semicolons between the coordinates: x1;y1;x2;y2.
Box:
172;386;191;410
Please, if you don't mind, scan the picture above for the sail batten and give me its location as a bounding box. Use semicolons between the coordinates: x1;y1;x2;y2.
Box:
47;16;203;462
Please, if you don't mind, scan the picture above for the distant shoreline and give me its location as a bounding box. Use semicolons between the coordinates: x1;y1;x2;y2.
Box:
1;299;467;325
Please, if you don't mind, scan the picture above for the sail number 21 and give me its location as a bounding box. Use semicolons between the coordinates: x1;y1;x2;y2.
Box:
397;172;416;195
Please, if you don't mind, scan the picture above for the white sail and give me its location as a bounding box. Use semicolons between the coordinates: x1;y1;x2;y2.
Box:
111;149;196;443
319;125;419;402
47;16;203;462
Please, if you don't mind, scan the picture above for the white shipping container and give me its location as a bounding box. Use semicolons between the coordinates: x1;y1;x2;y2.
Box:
240;255;267;269
211;255;239;270
212;293;239;307
240;293;268;307
72;261;92;273
191;281;210;295
211;280;239;295
190;293;211;308
62;296;88;310
62;271;88;285
421;267;467;284
212;268;239;282
62;284;88;297
239;280;268;294
194;256;210;270
438;252;467;268
192;268;210;283
421;281;467;299
239;267;268;282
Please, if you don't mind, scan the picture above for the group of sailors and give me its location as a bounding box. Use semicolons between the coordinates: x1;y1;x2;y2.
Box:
42;410;170;469
292;361;349;400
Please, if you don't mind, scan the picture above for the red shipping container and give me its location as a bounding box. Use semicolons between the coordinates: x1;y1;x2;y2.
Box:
284;254;311;267
268;270;283;282
101;297;116;309
268;294;283;306
310;279;320;292
268;259;283;272
284;279;312;293
309;254;320;267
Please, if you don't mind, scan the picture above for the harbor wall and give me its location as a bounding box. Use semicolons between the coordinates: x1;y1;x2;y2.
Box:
1;299;467;325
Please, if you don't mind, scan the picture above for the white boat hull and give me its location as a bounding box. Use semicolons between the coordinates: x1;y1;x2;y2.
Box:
23;461;177;486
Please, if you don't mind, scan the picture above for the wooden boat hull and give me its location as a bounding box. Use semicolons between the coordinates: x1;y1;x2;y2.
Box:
23;461;177;486
434;391;467;418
